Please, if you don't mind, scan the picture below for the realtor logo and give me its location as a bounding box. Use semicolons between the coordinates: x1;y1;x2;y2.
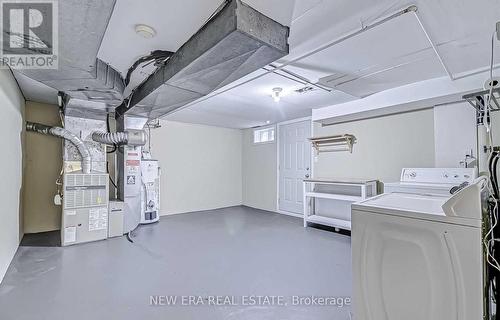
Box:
1;0;58;69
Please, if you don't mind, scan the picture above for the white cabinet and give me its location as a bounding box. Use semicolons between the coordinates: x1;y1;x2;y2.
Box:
303;178;377;230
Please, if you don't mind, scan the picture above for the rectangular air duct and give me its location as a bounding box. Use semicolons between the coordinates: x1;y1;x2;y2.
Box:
116;0;289;119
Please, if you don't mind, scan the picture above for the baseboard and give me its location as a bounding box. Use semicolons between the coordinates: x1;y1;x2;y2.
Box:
159;203;244;216
0;242;19;285
276;210;303;218
241;204;303;219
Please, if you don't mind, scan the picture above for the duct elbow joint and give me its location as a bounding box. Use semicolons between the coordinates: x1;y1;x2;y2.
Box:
26;121;92;174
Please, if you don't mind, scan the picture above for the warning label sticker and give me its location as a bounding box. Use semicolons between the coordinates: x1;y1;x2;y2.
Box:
126;160;140;166
127;175;136;185
89;208;108;231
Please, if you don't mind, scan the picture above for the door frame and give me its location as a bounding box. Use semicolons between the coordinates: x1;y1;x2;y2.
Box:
276;116;314;217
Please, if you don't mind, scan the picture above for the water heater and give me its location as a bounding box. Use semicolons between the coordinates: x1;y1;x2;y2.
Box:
140;159;160;224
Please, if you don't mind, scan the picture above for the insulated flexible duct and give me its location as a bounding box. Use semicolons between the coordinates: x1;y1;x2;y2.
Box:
91;130;147;146
91;132;127;145
26;121;92;174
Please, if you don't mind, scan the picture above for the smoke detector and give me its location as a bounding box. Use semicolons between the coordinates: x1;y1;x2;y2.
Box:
135;24;156;39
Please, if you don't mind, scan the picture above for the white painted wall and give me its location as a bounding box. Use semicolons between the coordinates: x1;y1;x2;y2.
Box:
313;109;436;183
151;121;242;215
434;102;477;167
0;69;25;283
240;110;437;213
241;128;277;212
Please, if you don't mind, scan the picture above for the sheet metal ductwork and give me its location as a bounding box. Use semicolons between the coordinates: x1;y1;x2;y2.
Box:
116;0;290;119
9;0;288;121
10;0;125;116
26;121;92;174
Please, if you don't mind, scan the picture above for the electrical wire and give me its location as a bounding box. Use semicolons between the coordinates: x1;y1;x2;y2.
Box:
125;50;173;86
485;153;500;267
481;31;500;316
105;113;117;154
106;161;118;191
484;195;500;272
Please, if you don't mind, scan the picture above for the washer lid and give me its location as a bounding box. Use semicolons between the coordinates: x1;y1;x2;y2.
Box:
358;193;448;215
353;193;481;227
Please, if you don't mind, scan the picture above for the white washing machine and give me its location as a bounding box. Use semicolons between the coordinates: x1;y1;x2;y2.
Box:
351;170;485;320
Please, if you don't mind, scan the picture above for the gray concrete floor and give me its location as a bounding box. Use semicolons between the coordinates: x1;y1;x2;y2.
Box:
0;206;352;320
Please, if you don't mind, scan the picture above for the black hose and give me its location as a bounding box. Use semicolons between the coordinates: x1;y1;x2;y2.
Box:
493;155;499;199
106;113;117;154
106;162;118;190
107;145;117;154
126;232;134;243
126;225;140;243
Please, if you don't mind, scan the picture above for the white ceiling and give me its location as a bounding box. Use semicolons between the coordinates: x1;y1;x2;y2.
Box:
167;71;354;128
158;0;500;128
97;0;296;77
19;0;500;129
163;0;500;128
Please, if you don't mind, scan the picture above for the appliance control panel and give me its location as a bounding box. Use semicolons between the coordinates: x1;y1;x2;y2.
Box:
400;168;477;184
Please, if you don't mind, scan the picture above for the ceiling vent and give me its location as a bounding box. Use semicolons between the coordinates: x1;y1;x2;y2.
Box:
295;86;315;94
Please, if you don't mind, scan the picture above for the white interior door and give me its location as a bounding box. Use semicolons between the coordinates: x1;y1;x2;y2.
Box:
279;120;311;214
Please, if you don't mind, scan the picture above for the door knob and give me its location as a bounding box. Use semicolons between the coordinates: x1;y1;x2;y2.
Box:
305;174;310;178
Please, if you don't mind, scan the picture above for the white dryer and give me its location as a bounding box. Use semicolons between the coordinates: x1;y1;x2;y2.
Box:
351;173;485;320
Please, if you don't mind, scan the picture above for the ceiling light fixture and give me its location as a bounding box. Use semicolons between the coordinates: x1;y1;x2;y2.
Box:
272;87;283;103
135;24;157;39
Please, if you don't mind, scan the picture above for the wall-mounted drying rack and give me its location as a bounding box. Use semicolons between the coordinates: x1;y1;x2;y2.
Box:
463;87;500;115
309;134;357;154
